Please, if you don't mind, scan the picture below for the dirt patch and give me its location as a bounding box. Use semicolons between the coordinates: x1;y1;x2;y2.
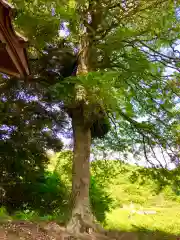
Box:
0;220;65;239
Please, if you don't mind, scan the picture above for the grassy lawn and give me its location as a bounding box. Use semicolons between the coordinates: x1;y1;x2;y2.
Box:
105;207;180;238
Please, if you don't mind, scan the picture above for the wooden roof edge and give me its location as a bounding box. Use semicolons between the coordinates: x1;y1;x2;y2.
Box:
0;0;13;9
0;0;28;44
0;0;30;76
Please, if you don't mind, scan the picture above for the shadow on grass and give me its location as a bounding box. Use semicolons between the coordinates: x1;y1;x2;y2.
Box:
105;225;180;240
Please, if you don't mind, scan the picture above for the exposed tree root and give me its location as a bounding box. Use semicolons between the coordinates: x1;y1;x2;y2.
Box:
64;215;116;240
67;214;94;235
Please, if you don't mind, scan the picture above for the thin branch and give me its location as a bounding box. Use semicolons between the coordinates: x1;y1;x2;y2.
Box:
138;40;180;61
147;138;164;168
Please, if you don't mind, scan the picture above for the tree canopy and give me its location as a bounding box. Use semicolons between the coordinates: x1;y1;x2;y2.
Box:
11;0;179;159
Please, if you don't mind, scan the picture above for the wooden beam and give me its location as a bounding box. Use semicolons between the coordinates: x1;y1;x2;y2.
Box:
0;0;30;78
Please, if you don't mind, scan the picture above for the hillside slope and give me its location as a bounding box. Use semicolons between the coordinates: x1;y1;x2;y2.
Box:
49;152;180;235
94;160;180;235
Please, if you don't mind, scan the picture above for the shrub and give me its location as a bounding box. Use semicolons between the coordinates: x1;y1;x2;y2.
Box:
90;176;113;222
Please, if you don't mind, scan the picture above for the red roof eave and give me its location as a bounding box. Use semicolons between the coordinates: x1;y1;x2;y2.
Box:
0;0;30;78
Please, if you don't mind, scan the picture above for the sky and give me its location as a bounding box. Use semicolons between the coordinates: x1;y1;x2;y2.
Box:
53;138;176;170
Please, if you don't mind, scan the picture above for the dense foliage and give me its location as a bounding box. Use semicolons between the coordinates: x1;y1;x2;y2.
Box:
0;78;65;212
11;0;179;162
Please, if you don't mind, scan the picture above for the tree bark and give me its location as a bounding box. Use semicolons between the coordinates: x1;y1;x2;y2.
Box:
66;20;97;234
67;107;93;234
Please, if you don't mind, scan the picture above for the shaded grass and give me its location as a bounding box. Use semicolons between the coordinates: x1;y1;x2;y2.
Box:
0;207;66;225
105;228;179;240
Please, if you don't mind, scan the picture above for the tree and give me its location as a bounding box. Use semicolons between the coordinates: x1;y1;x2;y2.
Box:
5;0;180;236
0;77;67;212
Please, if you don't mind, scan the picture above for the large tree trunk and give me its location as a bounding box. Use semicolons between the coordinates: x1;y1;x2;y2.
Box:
66;26;99;234
67;108;93;234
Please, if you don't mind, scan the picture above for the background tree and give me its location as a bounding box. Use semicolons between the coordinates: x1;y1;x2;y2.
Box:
0;76;67;213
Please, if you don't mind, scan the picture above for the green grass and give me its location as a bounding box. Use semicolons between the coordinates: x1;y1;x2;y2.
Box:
97;160;180;238
105;207;180;236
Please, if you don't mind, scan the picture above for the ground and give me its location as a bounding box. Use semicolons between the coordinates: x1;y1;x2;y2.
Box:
0;216;179;240
0;221;64;239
